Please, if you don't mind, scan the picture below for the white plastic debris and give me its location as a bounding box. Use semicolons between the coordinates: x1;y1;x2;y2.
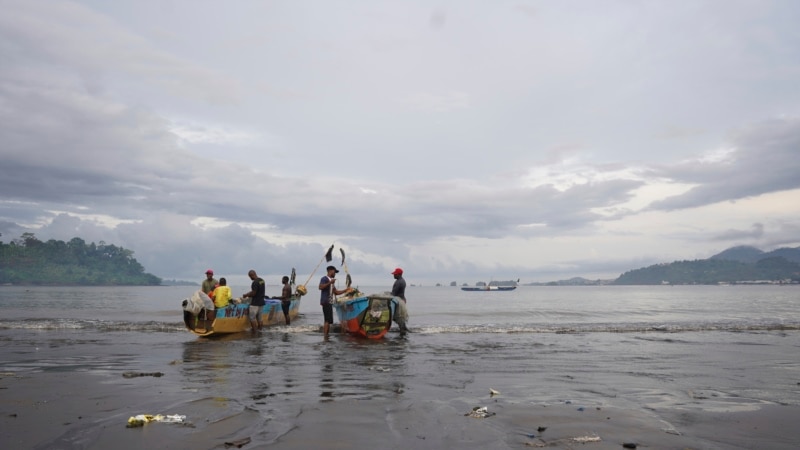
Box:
571;435;601;443
466;406;496;418
127;414;187;427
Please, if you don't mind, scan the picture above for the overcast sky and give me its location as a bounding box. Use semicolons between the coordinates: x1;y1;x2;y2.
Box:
1;0;799;287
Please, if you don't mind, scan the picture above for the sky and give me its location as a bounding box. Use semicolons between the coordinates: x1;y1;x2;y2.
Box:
1;0;799;287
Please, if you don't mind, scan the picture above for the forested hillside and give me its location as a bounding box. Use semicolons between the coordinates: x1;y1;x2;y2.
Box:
614;257;800;285
0;233;161;286
710;245;800;264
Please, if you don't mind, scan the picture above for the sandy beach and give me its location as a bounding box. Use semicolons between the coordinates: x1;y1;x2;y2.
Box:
3;370;799;449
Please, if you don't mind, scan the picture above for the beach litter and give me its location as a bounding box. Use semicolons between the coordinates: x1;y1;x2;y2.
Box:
489;388;500;396
572;435;601;443
122;371;164;378
465;406;496;418
527;434;602;447
224;437;251;448
126;414;187;427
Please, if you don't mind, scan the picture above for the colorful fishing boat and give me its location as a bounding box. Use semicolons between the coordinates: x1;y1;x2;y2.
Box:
332;292;402;339
461;286;517;291
182;292;301;337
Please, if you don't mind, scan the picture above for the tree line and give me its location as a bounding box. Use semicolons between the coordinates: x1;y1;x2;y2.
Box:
0;233;162;286
613;257;800;285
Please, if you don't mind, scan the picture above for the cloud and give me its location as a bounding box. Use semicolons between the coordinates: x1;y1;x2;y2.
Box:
712;223;765;241
1;1;800;284
647;117;800;211
169;121;258;146
0;1;241;105
400;91;471;112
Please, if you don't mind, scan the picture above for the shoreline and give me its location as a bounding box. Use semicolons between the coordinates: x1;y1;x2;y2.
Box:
3;370;799;449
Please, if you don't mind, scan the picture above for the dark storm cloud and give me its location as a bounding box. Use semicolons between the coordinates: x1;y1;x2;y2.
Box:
648;118;800;211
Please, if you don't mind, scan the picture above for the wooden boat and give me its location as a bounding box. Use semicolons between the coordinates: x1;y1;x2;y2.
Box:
332;293;401;339
182;291;301;337
461;286;517;291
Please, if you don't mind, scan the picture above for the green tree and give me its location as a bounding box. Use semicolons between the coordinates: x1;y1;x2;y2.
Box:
0;234;161;286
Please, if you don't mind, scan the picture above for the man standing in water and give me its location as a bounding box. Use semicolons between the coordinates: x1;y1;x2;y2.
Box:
391;268;409;334
242;270;266;332
390;268;406;301
319;265;349;337
274;275;292;325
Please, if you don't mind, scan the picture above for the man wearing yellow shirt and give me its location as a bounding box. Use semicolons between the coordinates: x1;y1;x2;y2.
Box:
210;277;232;308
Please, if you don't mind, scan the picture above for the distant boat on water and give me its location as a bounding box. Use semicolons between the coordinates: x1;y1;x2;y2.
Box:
461;286;516;292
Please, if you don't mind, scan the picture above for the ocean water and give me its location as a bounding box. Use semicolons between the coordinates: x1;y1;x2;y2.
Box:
1;285;799;447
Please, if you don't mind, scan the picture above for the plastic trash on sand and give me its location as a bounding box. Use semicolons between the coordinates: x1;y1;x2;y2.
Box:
572;435;601;443
465;406;496;418
127;414;187;427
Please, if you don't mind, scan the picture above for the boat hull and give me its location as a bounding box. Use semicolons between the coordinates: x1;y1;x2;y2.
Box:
332;295;398;339
183;298;300;337
461;286;516;291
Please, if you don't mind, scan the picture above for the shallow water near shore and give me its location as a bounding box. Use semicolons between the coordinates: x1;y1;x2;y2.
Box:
1;285;799;448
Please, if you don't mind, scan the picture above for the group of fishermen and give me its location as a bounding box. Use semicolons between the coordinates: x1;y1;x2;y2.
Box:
198;265;409;335
201;269;293;332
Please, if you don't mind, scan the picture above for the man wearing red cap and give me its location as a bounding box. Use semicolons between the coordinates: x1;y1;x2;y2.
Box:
391;268;406;301
391;268;409;334
202;269;217;295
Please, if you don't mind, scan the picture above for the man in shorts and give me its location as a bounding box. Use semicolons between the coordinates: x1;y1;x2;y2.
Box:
319;265;349;337
242;269;266;332
273;275;293;325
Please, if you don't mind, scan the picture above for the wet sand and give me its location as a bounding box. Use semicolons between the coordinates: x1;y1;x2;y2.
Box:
3;370;799;449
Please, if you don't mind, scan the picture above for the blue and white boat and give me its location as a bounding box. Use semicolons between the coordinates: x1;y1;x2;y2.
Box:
332;293;403;339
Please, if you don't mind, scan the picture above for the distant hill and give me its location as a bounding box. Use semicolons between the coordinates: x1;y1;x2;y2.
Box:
710;245;800;264
709;245;765;263
614;253;800;285
0;233;161;286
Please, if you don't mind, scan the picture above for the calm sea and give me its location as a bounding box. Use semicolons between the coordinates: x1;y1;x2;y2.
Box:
1;285;799;447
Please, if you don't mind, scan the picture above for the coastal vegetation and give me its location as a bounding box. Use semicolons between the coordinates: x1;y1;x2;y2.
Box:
527;245;800;286
613;254;800;285
0;233;161;286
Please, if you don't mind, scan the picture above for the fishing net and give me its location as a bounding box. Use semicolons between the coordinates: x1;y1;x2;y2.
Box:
360;297;393;337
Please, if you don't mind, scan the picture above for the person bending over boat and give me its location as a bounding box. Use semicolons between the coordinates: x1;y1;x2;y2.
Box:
273;275;292;325
210;277;232;308
319;265;351;337
391;268;410;334
242;270;266;332
194;269;218;329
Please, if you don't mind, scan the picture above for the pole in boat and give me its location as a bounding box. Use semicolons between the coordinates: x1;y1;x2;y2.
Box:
297;244;334;296
340;247;352;288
